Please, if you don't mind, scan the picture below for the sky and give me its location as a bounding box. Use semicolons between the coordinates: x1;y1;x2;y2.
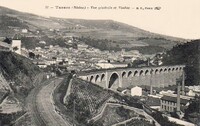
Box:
1;0;200;39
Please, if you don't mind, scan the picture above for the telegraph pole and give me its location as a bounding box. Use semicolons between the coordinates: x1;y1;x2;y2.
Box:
73;100;75;126
148;58;153;95
176;78;181;114
181;71;185;95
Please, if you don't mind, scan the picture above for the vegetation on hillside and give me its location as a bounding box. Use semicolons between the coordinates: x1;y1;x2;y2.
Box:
162;40;200;85
0;111;26;126
77;36;166;54
184;95;200;125
0;51;41;96
0;51;43;126
20;36;70;49
93;106;150;126
151;112;183;126
0;15;29;37
64;78;143;125
0;15;28;29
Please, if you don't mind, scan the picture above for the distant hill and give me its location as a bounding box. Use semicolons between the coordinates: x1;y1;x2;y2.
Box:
0;6;187;54
162;39;200;86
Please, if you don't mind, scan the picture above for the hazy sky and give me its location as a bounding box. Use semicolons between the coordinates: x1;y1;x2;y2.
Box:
1;0;200;39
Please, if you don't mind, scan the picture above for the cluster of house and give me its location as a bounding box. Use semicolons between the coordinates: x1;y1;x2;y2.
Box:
30;37;145;72
116;83;198;124
117;85;195;116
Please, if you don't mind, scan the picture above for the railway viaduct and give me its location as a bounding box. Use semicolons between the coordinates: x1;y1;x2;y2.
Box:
78;65;185;90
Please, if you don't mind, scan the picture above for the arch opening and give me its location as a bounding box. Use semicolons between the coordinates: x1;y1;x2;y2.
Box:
108;73;119;89
127;71;132;77
155;69;159;74
101;74;105;81
95;75;100;82
145;70;149;75
122;72;126;78
134;71;139;76
140;70;144;76
90;76;94;82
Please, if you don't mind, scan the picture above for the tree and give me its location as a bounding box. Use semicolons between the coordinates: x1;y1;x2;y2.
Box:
28;52;35;59
52;57;57;60
3;37;12;44
13;46;18;52
35;54;41;59
185;95;200;117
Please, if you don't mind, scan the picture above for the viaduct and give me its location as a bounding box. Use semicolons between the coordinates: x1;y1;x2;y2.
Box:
78;65;185;91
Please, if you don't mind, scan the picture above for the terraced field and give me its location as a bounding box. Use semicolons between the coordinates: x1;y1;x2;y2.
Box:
64;78;144;125
66;79;112;117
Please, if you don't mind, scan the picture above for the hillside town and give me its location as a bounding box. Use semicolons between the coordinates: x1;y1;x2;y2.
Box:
0;5;200;126
1;33;200;126
0;35;146;71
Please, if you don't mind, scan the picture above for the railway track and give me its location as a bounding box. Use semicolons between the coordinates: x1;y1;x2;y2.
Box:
27;78;51;126
27;77;71;126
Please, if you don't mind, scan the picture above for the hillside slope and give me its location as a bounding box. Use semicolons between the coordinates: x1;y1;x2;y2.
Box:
0;6;187;54
162;39;200;85
0;51;41;96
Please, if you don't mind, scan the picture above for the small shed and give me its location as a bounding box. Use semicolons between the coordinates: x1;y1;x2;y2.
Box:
131;86;142;96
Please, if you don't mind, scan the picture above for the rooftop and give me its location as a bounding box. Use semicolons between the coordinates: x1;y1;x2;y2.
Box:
161;95;189;105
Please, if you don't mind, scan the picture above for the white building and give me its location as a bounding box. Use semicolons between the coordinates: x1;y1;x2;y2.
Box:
77;44;88;50
11;39;21;55
0;39;21;55
35;47;42;50
187;90;196;97
39;41;46;44
96;62;128;69
22;29;28;33
131;86;142;96
187;86;200;96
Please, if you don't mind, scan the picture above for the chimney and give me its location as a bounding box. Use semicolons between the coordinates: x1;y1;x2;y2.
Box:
147;58;150;66
176;78;181;113
181;71;185;95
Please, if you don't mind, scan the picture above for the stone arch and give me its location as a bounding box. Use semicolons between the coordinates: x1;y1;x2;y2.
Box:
160;68;163;73
101;74;105;81
179;67;182;70
95;75;100;82
145;70;150;75
172;67;175;72
134;71;139;76
176;67;179;70
164;68;167;72
90;76;94;82
127;71;132;77
168;68;171;72
140;70;144;76
155;69;159;74
86;77;89;81
122;71;127;78
108;73;119;89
